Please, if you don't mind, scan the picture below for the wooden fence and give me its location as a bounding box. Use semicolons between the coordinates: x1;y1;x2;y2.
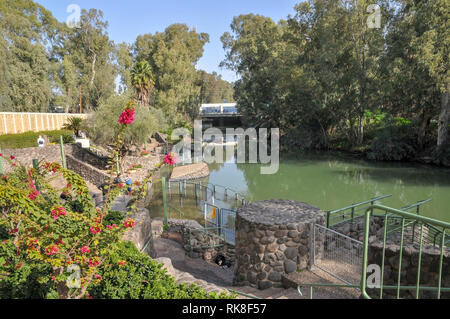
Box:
0;112;89;135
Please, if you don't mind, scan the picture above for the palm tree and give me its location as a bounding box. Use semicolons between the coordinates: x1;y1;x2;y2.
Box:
131;61;155;107
63;117;84;137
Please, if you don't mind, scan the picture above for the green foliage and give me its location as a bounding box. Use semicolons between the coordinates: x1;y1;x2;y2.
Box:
62;117;85;137
0;261;55;299
0;130;73;149
89;242;234;299
367;125;417;161
199;71;234;104
90;94;167;148
134;24;210;124
131;60;155;106
102;211;125;227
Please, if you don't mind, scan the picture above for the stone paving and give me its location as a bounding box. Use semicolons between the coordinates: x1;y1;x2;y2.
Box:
169;163;209;181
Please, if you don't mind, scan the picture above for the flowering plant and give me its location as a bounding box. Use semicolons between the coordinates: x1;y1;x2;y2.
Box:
0;100;178;299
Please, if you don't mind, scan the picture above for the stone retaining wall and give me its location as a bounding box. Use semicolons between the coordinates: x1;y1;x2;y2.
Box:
70;143;109;170
367;240;450;299
66;155;109;187
233;200;325;290
168;219;236;265
123;207;154;255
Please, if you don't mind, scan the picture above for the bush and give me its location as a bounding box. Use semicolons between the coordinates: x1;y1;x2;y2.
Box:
102;211;125;226
88;242;234;299
90;94;168;149
367;125;417;161
0;130;73;149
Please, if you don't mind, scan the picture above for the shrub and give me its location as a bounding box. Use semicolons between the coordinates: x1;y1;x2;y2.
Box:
102;211;125;227
88;241;234;299
90;94;168;150
0;130;73;149
367;125;417;161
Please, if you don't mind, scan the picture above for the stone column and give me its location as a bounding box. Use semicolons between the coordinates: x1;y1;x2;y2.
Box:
233;200;325;290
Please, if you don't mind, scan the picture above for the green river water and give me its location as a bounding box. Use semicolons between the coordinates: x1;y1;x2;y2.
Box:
148;150;450;224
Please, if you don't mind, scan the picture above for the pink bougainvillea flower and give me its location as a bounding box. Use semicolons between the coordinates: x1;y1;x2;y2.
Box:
51;206;67;220
0;153;3;157
51;276;55;281
45;245;59;256
81;246;91;254
28;190;40;200
90;225;103;235
95;274;102;281
88;258;100;268
118;102;136;125
123;219;136;229
164;153;178;166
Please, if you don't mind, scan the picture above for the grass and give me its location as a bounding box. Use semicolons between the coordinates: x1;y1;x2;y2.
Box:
0;130;73;149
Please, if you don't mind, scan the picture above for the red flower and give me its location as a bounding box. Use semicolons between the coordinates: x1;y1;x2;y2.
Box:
10;155;15;160
118;103;136;125
118;260;127;267
90;225;103;235
45;245;59;256
81;246;90;254
51;206;67;220
164;153;178;166
123;219;136;229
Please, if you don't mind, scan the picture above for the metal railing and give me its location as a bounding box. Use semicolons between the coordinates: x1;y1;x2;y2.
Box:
300;204;450;299
360;205;450;299
326;194;392;228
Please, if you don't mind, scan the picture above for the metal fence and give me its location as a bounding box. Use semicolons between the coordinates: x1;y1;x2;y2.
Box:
326;194;392;228
203;202;236;245
311;224;363;286
300;205;450;299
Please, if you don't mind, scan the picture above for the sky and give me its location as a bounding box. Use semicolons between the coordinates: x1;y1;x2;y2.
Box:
35;0;300;83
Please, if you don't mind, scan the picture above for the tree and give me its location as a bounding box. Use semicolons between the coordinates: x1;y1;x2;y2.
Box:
134;24;210;124
198;71;234;104
0;0;61;112
56;9;117;112
130;61;154;107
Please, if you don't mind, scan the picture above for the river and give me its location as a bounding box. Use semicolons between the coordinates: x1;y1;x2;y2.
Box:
148;150;450;223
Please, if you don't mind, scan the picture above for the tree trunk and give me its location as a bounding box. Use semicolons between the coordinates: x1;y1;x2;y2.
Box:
357;113;364;146
65;87;71;113
437;83;450;149
418;109;431;149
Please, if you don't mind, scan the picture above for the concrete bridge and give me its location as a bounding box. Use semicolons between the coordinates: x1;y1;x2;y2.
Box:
199;103;242;128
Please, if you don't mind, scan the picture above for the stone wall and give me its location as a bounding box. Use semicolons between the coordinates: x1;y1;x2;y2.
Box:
233;200;325;290
167;219;236;265
122;207;154;255
331;215;385;242
1;145;72;173
70;143;109;170
66;155;109;187
367;240;450;299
